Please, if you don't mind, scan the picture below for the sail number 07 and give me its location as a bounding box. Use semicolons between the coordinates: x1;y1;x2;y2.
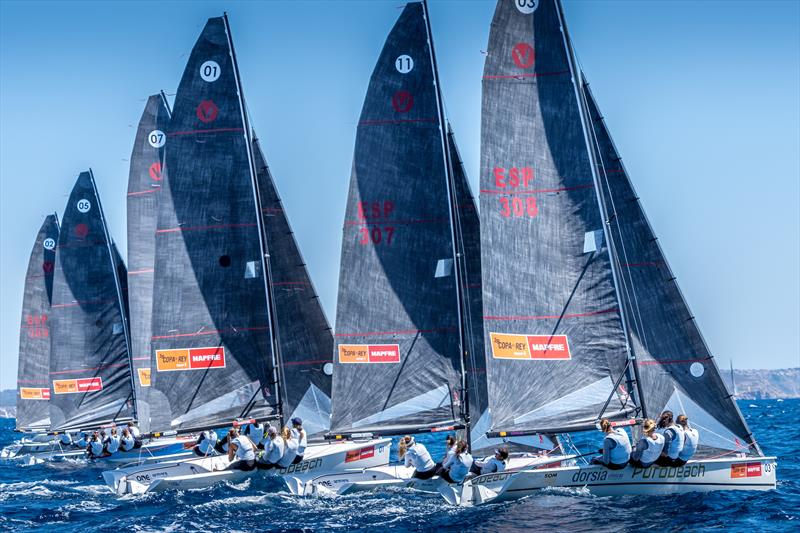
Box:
359;226;394;246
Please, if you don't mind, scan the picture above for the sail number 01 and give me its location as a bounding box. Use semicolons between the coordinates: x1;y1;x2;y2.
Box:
200;60;221;82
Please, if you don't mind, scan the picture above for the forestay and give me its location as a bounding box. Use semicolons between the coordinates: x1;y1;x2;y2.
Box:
16;214;59;432
331;2;464;435
126;94;171;434
479;0;632;435
148;17;277;434
49;171;135;432
253;138;333;438
583;82;760;455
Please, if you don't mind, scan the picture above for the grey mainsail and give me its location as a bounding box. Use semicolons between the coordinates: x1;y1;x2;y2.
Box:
330;2;464;436
479;0;632;436
126;94;171;434
583;82;759;455
49;171;135;432
15;214;59;432
148;16;278;434
253;138;333;438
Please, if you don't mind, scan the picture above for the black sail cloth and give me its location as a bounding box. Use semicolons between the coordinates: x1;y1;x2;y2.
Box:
148;17;277;434
331;3;464;435
583;83;759;455
253;139;333;439
479;0;631;435
126;94;170;434
16;215;59;432
49;171;134;432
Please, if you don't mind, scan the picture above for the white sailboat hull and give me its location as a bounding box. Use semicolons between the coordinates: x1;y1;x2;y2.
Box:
303;454;574;497
447;456;778;506
102;438;391;495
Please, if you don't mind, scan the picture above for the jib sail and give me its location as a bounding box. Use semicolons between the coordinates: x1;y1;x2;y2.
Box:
330;2;465;436
583;82;760;455
16;214;59;432
479;0;633;436
253;138;334;438
49;171;135;432
126;94;171;434
147;16;278;434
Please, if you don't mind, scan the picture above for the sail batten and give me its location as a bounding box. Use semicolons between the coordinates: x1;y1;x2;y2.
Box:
16;215;59;432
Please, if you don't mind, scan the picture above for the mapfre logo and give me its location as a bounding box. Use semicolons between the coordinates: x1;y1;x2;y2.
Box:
490;333;571;360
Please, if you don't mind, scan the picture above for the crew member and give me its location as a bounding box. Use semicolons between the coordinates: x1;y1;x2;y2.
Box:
243;419;265;450
58;432;72;447
469;447;508;476
127;421;142;445
74;431;88;449
630;419;664;468
438;440;473;483
88;432;106;458
106;428;121;455
591;418;631;470
656;411;684;467
674;415;699;466
277;427;299;468
290;418;307;464
120;428;136;452
398;436;436;479
256;426;285;470
225;428;256;471
194;429;218;457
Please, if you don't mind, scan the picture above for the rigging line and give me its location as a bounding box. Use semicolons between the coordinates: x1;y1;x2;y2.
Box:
580;84;650;354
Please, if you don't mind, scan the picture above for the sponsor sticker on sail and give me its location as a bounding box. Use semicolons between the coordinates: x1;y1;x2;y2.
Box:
338;344;400;364
137;367;151;387
53;377;103;394
490;333;571;360
20;387;50;400
731;462;762;479
156;347;226;372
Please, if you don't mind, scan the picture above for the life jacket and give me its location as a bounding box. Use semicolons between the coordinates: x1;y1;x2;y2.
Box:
479;456;507;475
89;440;104;457
679;427;699;461
607;428;632;464
106;435;121;454
448;453;473;482
664;424;685;459
263;437;285;464
121;435;135;451
278;437;299;468
639;433;665;465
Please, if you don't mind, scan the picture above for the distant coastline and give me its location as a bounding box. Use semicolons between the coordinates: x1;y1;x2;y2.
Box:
0;367;797;418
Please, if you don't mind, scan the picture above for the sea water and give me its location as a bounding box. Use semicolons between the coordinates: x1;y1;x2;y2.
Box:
0;400;797;532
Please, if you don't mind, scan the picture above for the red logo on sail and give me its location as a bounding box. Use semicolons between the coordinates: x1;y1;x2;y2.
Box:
42;261;54;273
391;91;414;113
148;162;163;181
338;344;400;364
490;333;571;360
512;43;535;69
74;223;89;238
155;346;226;371
53;377;103;394
196;100;219;123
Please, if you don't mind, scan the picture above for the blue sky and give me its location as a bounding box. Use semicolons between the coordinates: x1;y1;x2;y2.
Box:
0;0;798;389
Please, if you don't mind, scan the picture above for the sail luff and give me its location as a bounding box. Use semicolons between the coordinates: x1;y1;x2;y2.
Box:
222;13;285;427
554;0;646;418
420;0;471;441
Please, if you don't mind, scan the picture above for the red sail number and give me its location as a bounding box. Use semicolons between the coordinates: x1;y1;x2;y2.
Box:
499;197;538;218
359;226;395;245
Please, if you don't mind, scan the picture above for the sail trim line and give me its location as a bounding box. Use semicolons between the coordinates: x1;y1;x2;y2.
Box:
484;307;618;321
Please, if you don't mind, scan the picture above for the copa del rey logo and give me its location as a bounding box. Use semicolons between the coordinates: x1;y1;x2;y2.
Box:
338;344;400;364
155;346;226;372
490;332;571;360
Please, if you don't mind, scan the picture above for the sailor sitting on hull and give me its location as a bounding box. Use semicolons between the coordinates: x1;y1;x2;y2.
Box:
194;429;218;457
290;418;307;464
256;426;285;470
106;428;121;455
629;419;664;468
120;428;136;452
591;418;631;470
437;440;472;484
655;411;685;467
277;427;299;468
87;432;108;458
224;428;256;471
243;419;266;450
469;447;508;477
126;422;142;447
399;436;437;480
674;415;699;466
74;431;88;449
58;432;72;447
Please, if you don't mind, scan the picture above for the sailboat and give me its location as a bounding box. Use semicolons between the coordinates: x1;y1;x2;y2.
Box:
301;0;563;497
0;215;60;461
443;0;776;505
102;14;387;496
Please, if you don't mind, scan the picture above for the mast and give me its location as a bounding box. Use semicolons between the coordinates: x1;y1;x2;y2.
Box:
554;0;647;419
93;169;137;422
223;12;285;428
421;0;471;445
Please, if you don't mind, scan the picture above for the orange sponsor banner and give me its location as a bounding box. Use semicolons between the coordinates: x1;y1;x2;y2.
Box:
53;377;103;394
490;333;571;361
20;387;50;400
155;347;225;372
731;462;762;478
137;367;151;387
338;344;400;364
